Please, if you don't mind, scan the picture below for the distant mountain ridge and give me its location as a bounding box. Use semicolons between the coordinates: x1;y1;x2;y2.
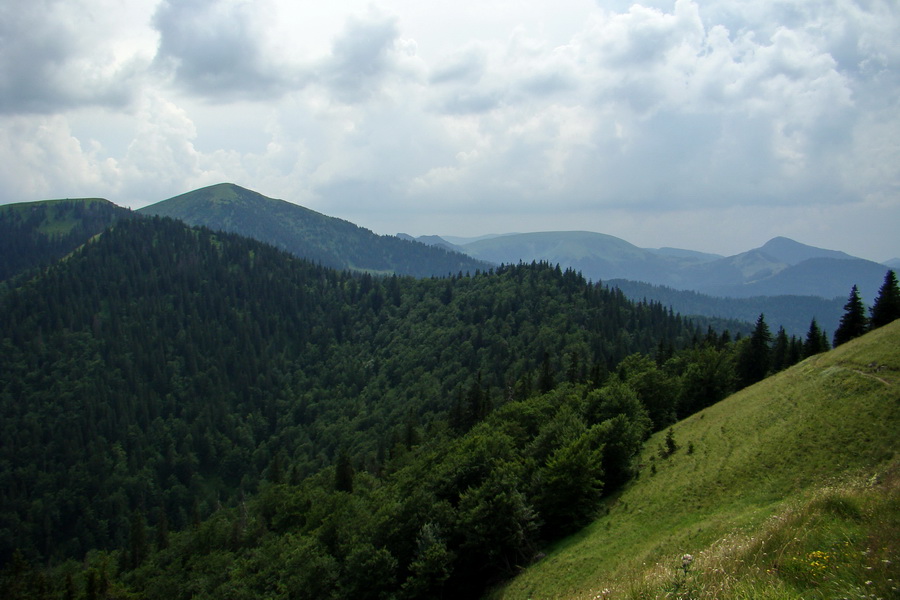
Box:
412;230;890;301
756;235;853;265
396;230;891;336
5;184;892;338
138;183;490;277
609;279;844;337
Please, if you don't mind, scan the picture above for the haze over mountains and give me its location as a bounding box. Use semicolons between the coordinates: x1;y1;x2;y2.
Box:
5;182;894;338
409;231;890;302
139;183;890;305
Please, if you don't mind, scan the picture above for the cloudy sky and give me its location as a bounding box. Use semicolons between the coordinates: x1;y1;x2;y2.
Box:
1;0;898;261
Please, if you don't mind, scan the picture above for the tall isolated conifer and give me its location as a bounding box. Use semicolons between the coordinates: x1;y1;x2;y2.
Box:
803;318;829;357
833;285;868;347
737;314;772;387
870;270;900;329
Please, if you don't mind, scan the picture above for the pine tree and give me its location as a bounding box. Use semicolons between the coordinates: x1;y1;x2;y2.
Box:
155;506;169;551
833;285;868;346
803;318;829;357
737;314;772;387
870;270;900;329
771;326;789;372
334;448;354;493
128;510;147;569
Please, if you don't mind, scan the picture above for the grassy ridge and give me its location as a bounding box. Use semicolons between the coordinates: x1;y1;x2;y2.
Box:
493;320;900;599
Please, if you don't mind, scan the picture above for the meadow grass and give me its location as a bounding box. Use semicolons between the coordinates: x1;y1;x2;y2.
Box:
492;321;900;600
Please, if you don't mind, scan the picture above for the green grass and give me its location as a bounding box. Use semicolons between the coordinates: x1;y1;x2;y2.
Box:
492;321;900;600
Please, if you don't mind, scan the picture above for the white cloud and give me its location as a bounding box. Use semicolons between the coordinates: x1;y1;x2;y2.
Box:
0;115;119;200
0;0;897;261
152;0;307;99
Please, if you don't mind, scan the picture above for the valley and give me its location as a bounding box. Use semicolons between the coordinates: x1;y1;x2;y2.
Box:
0;186;897;599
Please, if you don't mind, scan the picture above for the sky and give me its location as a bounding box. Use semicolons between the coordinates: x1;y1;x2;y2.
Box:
1;0;898;262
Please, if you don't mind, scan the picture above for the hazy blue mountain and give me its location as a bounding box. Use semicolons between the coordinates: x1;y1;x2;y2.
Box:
448;231;888;301
646;247;722;262
609;279;844;337
441;233;511;245
397;233;465;253
756;236;854;265
885;258;900;269
458;230;697;284
676;236;860;294
700;256;891;301
138;183;490;277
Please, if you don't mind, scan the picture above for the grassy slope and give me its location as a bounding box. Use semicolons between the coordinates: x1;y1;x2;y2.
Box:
494;320;900;600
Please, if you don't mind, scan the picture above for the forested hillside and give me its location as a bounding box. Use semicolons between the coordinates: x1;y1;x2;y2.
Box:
2;214;869;599
0;216;703;567
0;198;134;282
138;183;490;277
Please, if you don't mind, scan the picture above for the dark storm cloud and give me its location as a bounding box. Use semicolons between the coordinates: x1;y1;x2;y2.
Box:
0;0;139;113
152;0;305;99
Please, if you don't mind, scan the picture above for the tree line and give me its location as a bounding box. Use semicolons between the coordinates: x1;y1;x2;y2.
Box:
832;271;900;347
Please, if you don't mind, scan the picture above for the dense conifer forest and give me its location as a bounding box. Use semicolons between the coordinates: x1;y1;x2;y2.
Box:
4;216;890;599
0;199;134;283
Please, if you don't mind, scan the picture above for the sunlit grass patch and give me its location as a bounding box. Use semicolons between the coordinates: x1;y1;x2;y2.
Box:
583;465;899;600
494;322;900;600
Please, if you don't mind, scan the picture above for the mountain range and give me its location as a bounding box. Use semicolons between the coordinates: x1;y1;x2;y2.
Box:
137;183;490;278
3;182;894;337
1;183;897;599
138;183;891;303
411;231;891;302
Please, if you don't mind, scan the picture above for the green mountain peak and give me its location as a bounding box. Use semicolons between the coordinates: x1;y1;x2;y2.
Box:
138;183;489;277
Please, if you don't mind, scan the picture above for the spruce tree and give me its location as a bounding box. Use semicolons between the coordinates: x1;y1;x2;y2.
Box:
870;270;900;329
803;318;829;357
334;448;354;493
128;510;147;569
833;285;868;346
771;326;789;372
737;314;772;387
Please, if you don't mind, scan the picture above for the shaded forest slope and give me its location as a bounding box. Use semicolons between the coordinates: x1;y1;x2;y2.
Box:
0;216;701;565
0;198;134;282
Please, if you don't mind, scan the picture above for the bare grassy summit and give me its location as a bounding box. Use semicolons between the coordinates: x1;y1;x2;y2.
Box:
494;320;900;600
